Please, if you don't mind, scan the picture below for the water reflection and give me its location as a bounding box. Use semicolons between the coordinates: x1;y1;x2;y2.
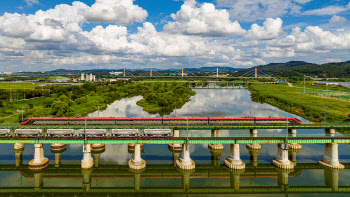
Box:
88;89;306;122
0;162;349;195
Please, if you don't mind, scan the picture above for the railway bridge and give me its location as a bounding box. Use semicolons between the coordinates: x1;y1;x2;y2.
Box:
1;123;350;172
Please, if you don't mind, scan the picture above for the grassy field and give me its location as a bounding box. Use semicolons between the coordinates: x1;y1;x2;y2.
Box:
248;83;350;123
0;82;41;90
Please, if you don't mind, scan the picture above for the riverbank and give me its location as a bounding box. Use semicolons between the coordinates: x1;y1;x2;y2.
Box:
0;81;196;123
248;83;350;122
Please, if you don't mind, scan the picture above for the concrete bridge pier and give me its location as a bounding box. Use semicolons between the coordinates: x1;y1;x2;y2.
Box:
288;129;302;150
248;148;261;167
129;144;146;170
81;144;93;169
169;129;182;150
210;148;223;167
14;143;24;150
272;144;294;169
319;143;344;169
208;129;224;150
176;144;195;170
246;129;261;150
33;171;44;191
229;169;244;191
51;146;66;168
92;148;105;168
82;168;93;192
225;144;245;169
14;146;24;167
324;167;340;190
29;144;49;170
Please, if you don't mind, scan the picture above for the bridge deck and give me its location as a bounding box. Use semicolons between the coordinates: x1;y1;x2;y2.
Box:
2;124;350;129
1;136;350;144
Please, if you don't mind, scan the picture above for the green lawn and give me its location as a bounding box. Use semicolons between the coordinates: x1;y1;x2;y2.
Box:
249;83;350;123
0;82;41;90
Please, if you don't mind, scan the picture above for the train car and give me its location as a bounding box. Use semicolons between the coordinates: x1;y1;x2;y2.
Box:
15;129;42;138
143;129;172;138
69;117;116;125
254;117;302;125
209;117;255;125
0;129;11;137
47;129;74;138
78;129;107;138
163;117;209;125
116;117;162;125
111;129;139;137
21;118;69;125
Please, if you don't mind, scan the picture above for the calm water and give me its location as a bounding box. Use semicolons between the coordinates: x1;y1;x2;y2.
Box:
1;89;350;196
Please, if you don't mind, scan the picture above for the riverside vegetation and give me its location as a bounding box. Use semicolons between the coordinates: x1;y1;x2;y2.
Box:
249;83;350;122
0;81;196;123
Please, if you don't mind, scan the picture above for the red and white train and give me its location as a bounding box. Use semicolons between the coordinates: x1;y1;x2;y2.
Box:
21;117;302;125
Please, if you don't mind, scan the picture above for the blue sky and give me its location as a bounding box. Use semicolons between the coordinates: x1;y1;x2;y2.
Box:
0;0;349;72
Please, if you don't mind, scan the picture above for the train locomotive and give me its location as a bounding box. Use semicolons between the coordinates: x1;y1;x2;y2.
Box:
21;117;302;125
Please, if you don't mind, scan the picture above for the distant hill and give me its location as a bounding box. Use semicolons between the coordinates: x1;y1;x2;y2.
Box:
275;61;350;78
233;61;315;76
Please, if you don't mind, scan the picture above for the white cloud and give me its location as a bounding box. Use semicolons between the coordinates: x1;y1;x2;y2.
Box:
247;18;283;40
163;0;246;36
302;5;349;16
329;15;347;24
0;2;87;42
216;0;307;22
81;25;130;52
131;22;212;56
84;0;148;25
25;0;39;6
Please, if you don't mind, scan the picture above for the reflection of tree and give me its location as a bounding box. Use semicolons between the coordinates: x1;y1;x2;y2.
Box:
136;82;196;116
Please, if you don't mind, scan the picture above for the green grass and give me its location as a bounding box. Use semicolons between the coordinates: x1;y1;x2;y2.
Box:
0;82;41;90
249;83;350;122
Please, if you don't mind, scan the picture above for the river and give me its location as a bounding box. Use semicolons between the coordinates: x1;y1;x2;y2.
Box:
1;88;349;196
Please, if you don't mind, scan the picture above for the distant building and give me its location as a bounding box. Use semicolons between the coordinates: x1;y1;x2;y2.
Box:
85;73;96;81
81;73;85;80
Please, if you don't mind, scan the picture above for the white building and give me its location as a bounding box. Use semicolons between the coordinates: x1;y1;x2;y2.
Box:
81;73;85;80
85;73;96;81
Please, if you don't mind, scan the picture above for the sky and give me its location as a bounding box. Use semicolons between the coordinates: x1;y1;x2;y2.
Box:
0;0;349;72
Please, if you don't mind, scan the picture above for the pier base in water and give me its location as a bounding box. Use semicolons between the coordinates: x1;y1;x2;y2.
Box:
225;144;245;169
319;143;344;169
272;144;294;169
91;143;105;151
176;144;195;170
51;143;67;151
29;144;49;170
129;144;146;170
81;144;93;169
